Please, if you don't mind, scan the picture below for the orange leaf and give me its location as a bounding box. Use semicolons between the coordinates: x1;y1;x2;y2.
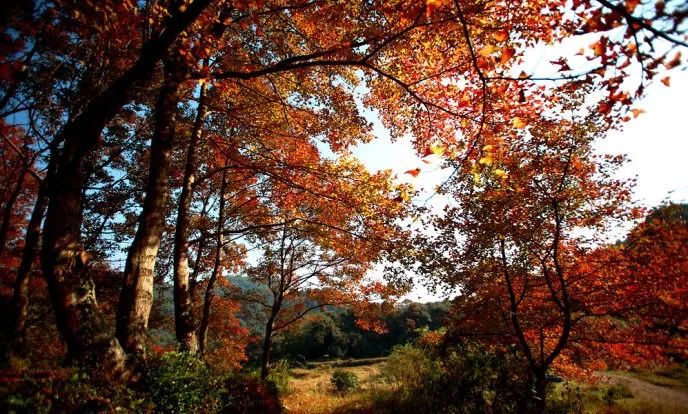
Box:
591;37;607;57
630;108;646;118
493;30;509;42
665;51;681;69
405;168;421;177
661;76;670;87
500;47;516;64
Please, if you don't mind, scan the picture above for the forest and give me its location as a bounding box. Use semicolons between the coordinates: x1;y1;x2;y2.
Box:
0;0;687;413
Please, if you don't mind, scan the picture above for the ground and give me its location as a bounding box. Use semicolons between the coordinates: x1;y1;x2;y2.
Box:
281;358;389;414
280;359;688;414
592;367;688;413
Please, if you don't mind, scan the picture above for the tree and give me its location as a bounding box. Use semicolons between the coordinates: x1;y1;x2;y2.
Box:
1;0;686;381
611;204;688;362
230;156;407;379
404;100;644;410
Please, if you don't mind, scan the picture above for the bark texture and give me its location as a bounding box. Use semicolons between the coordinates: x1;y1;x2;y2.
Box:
199;167;226;355
172;83;208;353
38;1;210;378
115;63;182;357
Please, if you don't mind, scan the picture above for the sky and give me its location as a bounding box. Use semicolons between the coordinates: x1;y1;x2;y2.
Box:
351;65;688;303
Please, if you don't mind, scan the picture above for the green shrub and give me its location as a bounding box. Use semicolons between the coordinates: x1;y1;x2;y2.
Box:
379;342;534;414
603;384;634;405
547;382;584;414
381;344;438;393
266;359;291;394
0;368;149;413
147;351;224;413
330;369;359;392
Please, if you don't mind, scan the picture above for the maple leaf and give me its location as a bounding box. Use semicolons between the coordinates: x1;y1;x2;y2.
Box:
405;168;421;177
493;30;509;42
479;44;497;57
550;57;571;71
665;51;682;69
630;108;646;118
500;47;516;64
512;117;527;129
591;37;608;57
431;143;445;157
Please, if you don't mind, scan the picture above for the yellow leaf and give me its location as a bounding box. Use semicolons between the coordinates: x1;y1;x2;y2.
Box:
430;143;445;156
479;44;497;57
482;144;493;152
494;169;507;178
512;117;527;128
478;155;493;166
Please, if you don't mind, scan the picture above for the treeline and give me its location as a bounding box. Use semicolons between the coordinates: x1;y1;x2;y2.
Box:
147;279;450;363
270;300;449;362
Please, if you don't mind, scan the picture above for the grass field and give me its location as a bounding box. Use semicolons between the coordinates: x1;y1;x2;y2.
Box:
279;359;688;414
281;359;391;414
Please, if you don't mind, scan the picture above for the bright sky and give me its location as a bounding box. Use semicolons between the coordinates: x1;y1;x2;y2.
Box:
351;66;688;302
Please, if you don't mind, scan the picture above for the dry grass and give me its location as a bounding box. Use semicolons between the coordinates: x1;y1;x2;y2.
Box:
281;359;688;414
281;360;391;414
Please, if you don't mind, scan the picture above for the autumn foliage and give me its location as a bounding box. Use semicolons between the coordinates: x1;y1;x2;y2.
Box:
0;0;686;411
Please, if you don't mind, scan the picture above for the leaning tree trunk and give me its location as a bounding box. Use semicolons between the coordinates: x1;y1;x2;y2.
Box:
40;120;130;378
116;63;182;358
261;292;283;380
260;313;277;380
199;167;227;355
5;151;55;363
0;166;27;258
38;1;211;379
172;83;208;353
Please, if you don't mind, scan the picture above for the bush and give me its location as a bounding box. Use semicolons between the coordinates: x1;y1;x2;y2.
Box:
266;359;291;394
147;351;224;413
603;384;634;405
547;382;584;414
379;342;534;414
0;368;149;413
330;369;359;392
381;344;438;393
221;375;282;414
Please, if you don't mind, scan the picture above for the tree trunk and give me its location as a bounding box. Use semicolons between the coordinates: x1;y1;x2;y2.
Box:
172;83;208;353
0;166;27;258
533;370;547;413
37;1;210;379
5;167;50;362
261;315;276;380
116;64;181;358
199;168;227;355
40;130;129;378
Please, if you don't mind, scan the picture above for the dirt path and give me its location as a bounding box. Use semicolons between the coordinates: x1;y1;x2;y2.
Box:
598;372;688;413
